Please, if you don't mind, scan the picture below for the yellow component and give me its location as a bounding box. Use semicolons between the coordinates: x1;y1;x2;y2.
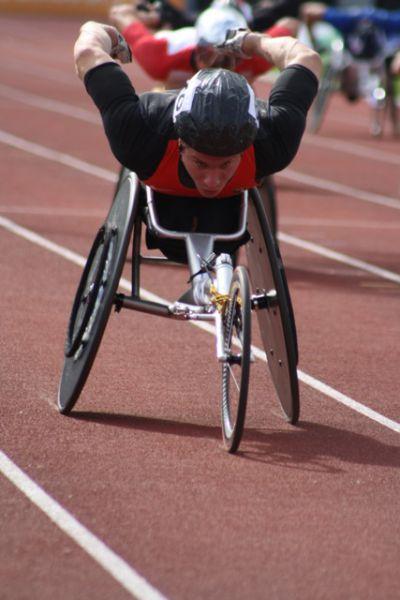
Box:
209;285;241;313
209;285;230;313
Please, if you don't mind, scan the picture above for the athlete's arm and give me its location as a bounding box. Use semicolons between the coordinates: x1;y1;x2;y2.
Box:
241;30;322;80
74;21;131;80
84;61;172;178
254;65;319;178
236;20;300;79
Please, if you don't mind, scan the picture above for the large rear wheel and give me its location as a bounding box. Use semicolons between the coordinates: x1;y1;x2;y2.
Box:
246;189;299;424
58;173;138;414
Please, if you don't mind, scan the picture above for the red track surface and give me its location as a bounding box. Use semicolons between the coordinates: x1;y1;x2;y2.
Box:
1;14;400;600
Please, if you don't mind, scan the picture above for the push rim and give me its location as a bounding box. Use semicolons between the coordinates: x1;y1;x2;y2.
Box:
65;225;116;358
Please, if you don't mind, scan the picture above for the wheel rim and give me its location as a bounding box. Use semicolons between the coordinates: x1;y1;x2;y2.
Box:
222;286;242;439
221;269;250;452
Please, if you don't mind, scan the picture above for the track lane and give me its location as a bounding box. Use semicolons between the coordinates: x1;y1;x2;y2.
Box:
1;226;399;600
1;13;400;600
0;456;150;600
2;210;400;433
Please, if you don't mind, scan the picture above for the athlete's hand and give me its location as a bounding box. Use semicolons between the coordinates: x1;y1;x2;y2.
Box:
75;21;131;80
195;44;237;70
109;28;132;63
216;28;252;59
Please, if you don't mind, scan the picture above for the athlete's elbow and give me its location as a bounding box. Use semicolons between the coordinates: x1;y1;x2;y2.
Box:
306;49;323;80
289;46;323;81
74;43;96;79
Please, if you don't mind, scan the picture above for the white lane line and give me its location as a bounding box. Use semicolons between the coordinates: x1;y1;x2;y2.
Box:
294;371;400;432
1;126;400;219
1;129;400;284
281;217;400;229
278;232;400;285
0;84;100;124
1;213;399;435
280;168;400;211
0;451;168;600
2;58;79;86
0;205;106;218
0;130;117;183
303;133;400;166
12;209;400;226
2;83;400;168
0;38;74;66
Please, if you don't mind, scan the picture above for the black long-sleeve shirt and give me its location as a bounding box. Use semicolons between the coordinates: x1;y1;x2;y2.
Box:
85;62;318;196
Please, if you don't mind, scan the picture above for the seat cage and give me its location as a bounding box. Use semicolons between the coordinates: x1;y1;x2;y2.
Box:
144;186;248;280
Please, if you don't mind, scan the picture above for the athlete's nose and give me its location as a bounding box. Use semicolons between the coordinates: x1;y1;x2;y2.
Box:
203;169;223;190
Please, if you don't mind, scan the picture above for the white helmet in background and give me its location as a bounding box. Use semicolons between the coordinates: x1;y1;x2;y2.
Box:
195;5;248;46
210;0;253;23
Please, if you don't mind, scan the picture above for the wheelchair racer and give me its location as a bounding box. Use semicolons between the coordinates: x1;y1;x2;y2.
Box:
109;2;300;87
73;23;321;260
301;3;400;77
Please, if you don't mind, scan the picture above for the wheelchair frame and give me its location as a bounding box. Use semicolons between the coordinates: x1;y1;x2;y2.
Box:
58;171;299;453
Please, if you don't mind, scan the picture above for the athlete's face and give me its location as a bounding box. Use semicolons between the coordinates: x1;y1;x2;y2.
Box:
180;144;241;198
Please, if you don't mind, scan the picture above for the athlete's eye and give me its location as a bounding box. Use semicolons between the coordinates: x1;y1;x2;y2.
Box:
194;160;207;169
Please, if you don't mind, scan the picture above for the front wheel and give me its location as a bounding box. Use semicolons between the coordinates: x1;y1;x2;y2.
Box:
221;266;251;453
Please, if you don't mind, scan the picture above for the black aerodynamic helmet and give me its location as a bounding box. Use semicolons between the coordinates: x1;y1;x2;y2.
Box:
173;68;259;156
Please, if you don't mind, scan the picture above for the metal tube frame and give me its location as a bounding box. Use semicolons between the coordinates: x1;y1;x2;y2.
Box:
115;182;249;360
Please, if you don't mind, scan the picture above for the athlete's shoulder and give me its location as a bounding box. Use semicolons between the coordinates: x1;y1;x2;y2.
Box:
138;89;179;137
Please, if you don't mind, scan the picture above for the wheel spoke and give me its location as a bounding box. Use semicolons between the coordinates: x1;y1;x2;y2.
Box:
228;364;240;393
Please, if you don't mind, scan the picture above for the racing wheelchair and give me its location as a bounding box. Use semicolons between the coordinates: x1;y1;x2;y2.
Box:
306;21;399;137
58;171;299;453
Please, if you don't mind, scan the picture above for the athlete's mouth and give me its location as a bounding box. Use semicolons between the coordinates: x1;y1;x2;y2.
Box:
201;187;220;196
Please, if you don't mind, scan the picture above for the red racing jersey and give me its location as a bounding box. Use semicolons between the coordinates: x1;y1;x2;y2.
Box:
143;140;257;197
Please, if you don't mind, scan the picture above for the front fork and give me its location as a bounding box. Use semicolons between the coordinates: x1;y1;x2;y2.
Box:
213;254;233;362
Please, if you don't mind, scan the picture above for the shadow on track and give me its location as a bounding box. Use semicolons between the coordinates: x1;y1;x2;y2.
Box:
72;410;221;441
71;412;399;471
240;421;400;472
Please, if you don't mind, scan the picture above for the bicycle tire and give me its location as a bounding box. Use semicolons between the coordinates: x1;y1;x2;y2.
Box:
58;173;138;414
246;189;299;424
221;266;251;453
